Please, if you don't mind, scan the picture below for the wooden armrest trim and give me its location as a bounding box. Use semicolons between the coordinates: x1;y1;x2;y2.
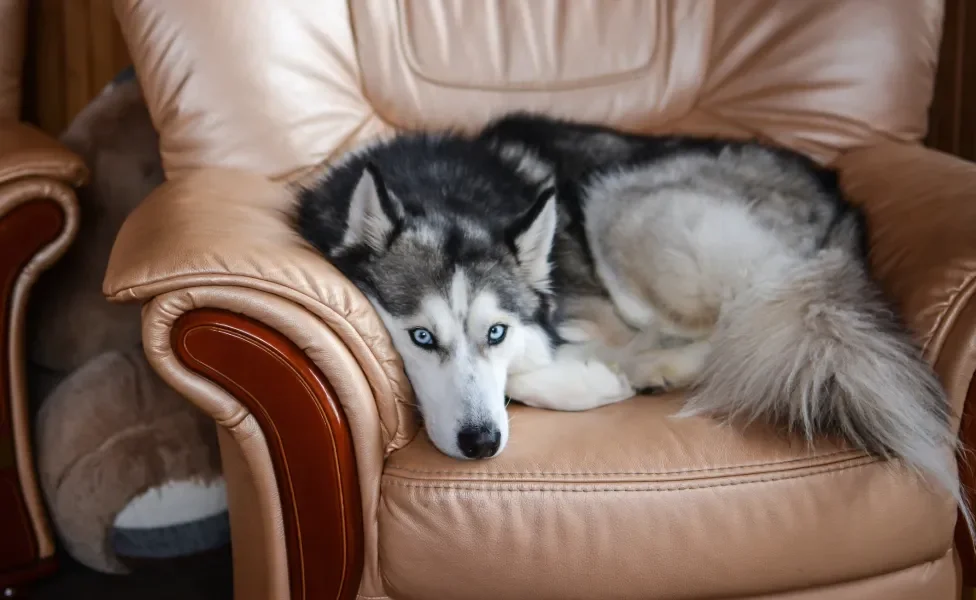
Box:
172;309;364;600
0;199;63;586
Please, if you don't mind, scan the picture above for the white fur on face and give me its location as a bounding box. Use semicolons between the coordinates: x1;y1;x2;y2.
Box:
370;269;525;459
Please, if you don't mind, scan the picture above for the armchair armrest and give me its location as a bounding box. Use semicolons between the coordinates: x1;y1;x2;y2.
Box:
0;121;86;187
833;142;976;582
833;143;976;414
102;167;417;600
102;167;416;449
0;119;84;588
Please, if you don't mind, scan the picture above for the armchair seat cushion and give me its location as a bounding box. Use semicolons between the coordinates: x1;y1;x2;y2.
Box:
379;396;956;600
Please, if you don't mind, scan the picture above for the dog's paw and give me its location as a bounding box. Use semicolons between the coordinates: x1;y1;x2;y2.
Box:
506;359;632;411
584;359;635;403
556;320;598;344
626;348;699;395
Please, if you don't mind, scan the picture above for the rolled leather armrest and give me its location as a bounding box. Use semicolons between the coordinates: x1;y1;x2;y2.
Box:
832;142;976;417
103;167;419;599
0;120;87;186
101;167;418;452
834;142;976;582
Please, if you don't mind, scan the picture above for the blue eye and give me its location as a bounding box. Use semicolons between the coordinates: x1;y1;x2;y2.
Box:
409;328;436;348
487;324;508;345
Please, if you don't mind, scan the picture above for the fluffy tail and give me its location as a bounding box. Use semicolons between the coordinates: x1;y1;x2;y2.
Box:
680;247;971;533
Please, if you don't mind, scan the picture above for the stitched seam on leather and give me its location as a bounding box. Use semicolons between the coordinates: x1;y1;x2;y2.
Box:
381;457;878;490
385;449;862;477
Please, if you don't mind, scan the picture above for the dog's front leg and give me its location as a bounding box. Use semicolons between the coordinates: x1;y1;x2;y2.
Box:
506;349;635;411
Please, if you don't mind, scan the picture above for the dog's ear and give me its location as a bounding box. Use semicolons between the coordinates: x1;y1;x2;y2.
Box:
341;163;404;251
506;186;558;291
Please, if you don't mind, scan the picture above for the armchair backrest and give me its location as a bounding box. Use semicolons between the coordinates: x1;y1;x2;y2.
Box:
115;0;945;182
0;0;27;119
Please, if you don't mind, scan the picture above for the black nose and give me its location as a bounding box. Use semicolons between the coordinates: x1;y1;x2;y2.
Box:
457;425;501;459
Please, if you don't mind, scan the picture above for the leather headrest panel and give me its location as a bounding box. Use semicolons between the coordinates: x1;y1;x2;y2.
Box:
115;0;944;181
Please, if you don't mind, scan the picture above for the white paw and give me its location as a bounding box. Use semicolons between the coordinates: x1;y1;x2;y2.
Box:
585;359;636;403
556;320;598;344
505;357;635;411
625;345;707;395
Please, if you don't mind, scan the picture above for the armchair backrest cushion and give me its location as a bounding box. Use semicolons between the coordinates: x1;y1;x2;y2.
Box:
115;0;944;182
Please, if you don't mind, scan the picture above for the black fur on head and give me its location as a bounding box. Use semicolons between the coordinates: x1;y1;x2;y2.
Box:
297;134;562;337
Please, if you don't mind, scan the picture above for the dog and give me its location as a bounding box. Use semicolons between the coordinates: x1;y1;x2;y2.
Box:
296;113;967;529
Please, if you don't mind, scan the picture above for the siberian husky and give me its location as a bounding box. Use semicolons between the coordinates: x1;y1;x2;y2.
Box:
297;113;967;527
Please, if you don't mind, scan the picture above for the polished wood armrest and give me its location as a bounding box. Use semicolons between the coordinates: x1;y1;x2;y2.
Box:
172;309;364;600
0;196;70;592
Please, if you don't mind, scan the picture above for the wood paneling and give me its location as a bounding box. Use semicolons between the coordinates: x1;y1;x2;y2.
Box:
21;0;131;137
926;0;976;162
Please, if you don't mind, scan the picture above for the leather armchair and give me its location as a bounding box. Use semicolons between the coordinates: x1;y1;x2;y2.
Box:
0;0;85;591
103;1;976;599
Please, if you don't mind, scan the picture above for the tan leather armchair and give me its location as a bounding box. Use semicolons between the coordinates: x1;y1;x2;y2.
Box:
103;1;976;599
0;0;85;591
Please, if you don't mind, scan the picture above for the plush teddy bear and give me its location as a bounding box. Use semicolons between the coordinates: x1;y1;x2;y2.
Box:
28;68;228;574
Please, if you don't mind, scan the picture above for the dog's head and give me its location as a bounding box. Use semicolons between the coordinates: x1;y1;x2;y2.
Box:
334;159;558;460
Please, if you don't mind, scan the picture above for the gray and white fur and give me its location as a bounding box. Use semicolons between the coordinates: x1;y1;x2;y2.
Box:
297;113;968;531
